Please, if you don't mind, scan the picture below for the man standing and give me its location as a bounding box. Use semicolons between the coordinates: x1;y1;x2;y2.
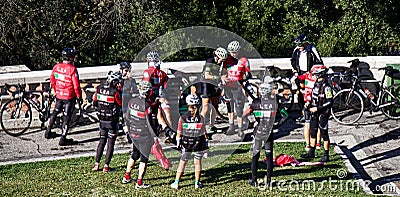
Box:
291;34;323;122
46;48;82;146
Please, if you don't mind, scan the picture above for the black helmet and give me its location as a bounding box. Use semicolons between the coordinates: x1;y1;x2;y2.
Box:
119;62;131;70
295;34;308;45
62;48;76;59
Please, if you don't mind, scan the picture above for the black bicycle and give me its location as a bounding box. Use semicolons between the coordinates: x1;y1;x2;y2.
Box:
0;81;82;136
331;66;400;125
263;65;297;111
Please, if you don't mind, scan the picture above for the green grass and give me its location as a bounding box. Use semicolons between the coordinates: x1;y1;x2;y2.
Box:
0;142;369;196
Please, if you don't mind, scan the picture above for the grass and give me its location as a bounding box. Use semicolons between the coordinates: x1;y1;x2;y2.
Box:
0;142;369;197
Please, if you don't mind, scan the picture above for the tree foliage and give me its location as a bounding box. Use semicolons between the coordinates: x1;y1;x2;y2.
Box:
0;0;399;70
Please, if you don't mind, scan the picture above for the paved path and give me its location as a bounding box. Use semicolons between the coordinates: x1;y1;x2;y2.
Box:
0;110;399;195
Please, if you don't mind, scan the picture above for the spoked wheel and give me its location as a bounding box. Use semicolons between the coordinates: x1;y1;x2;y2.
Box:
331;89;364;125
0;98;32;136
273;81;294;111
54;102;82;128
381;84;400;119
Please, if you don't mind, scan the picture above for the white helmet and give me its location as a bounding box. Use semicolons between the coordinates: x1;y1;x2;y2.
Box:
186;94;200;106
227;41;241;53
106;71;122;86
214;47;228;60
139;81;152;97
146;51;160;62
259;82;272;96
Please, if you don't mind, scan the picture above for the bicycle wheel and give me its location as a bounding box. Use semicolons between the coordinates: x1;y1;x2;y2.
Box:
331;89;364;125
273;81;294;111
54;102;82;128
381;85;400;119
0;98;32;136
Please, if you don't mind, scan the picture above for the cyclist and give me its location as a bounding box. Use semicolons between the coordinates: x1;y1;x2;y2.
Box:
92;71;122;173
297;65;324;151
291;34;323;122
170;94;207;190
122;80;158;189
242;82;277;187
300;67;333;162
119;61;138;113
227;41;253;94
46;47;82;146
142;51;172;129
200;47;228;135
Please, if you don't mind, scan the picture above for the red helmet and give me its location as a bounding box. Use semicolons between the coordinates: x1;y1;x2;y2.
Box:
310;64;327;74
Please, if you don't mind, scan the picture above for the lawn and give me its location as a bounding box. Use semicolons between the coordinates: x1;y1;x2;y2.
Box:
0;142;368;196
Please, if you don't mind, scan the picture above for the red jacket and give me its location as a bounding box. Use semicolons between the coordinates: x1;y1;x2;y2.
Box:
298;72;315;103
50;61;82;100
142;67;168;91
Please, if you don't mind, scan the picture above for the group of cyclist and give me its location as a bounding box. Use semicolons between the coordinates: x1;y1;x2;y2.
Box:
45;33;334;189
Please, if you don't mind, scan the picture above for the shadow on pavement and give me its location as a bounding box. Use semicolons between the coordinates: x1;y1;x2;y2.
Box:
350;128;400;152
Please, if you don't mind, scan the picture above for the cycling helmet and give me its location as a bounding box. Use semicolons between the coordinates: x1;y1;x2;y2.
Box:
312;66;328;78
62;48;76;59
146;51;160;62
295;34;308;45
119;62;131;70
214;47;228;60
310;64;327;74
138;81;152;97
185;94;200;106
259;82;273;97
227;41;241;53
106;71;122;86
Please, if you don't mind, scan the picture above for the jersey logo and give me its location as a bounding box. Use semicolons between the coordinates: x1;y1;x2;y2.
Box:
325;87;333;99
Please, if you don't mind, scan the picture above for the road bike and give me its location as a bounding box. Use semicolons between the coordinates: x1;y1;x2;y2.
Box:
331;66;400;125
0;81;82;136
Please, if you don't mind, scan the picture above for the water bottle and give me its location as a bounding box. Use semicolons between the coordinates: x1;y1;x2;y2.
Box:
364;88;375;100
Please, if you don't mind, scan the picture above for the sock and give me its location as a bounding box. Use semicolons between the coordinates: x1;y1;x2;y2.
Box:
195;180;199;185
174;179;179;184
137;179;142;185
125;172;130;179
324;150;329;155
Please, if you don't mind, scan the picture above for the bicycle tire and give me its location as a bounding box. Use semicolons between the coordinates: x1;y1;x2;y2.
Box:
53;102;82;128
0;98;32;136
331;89;364;125
381;84;400;119
273;81;294;111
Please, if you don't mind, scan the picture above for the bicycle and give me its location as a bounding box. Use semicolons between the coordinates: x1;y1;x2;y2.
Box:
262;65;297;111
0;81;82;136
331;66;400;125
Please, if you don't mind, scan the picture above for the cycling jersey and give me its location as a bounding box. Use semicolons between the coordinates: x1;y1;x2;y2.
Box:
94;82;122;123
226;57;250;85
142;67;168;98
298;72;315;103
177;111;207;151
244;96;277;140
311;78;333;114
50;61;82;100
124;96;155;137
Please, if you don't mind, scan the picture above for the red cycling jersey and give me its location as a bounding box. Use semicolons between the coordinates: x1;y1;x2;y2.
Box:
142;67;168;92
226;57;250;82
50;61;82;100
298;72;315;103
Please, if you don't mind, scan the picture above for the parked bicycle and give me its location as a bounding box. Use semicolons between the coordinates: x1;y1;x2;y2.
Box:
0;81;82;136
331;66;400;125
262;65;297;111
